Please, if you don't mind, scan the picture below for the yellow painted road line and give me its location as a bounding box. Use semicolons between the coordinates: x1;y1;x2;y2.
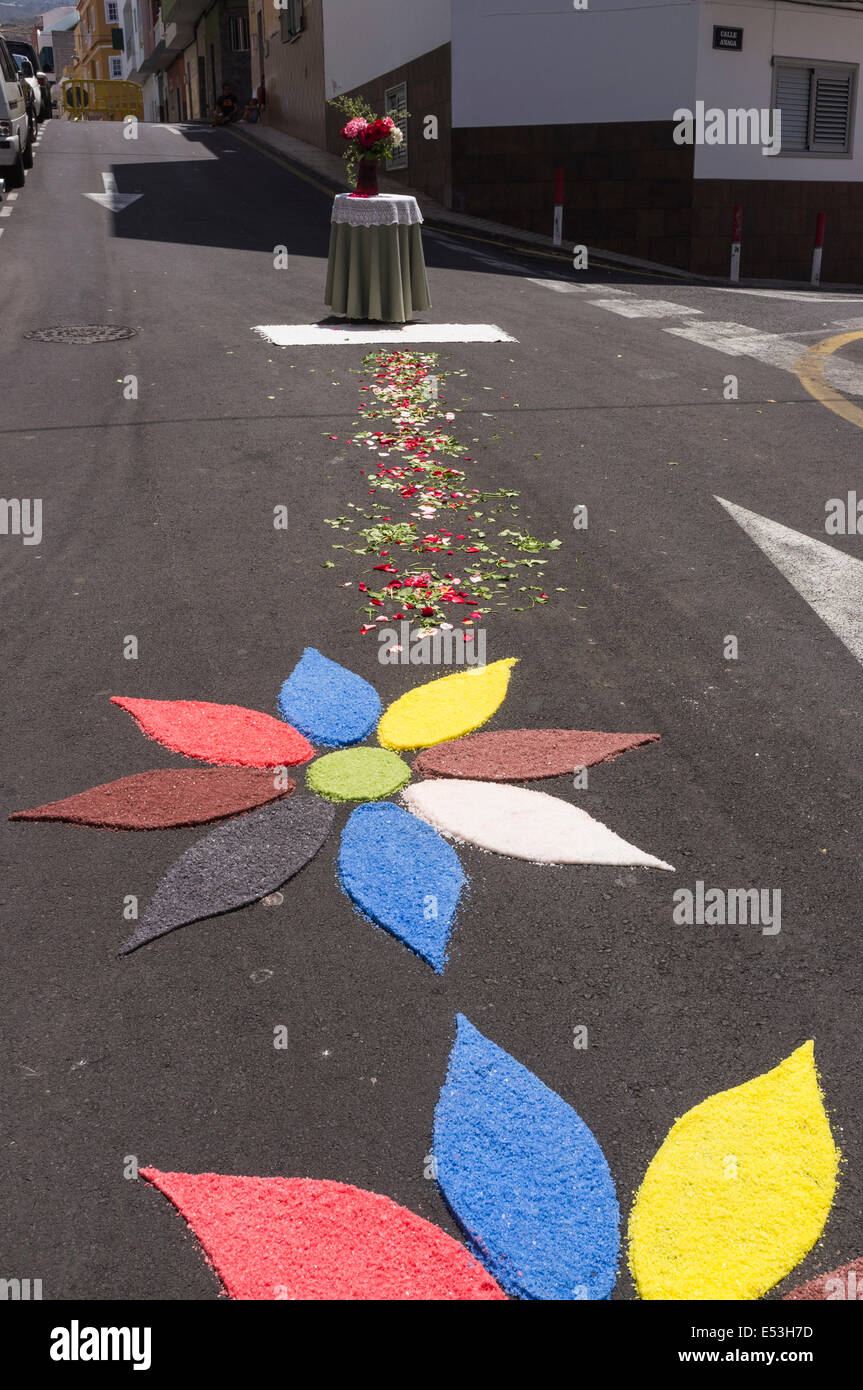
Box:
793;329;863;431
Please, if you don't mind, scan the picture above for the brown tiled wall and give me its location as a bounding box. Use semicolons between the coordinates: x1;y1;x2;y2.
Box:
451;123;695;269
261;0;326;147
691;181;863;285
325;44;452;207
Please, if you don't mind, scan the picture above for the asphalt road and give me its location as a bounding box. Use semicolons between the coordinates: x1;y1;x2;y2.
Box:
1;120;861;1302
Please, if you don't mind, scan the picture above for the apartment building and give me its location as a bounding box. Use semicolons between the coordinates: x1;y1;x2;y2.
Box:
74;0;126;81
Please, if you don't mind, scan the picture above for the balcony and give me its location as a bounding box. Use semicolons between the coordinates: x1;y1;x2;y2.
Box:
161;0;208;28
139;10;173;71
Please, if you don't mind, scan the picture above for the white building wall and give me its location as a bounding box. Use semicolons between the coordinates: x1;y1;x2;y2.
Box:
451;0;700;128
322;0;450;96
693;0;863;180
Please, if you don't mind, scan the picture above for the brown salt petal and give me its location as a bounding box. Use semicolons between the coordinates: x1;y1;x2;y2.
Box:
783;1257;863;1300
9;768;294;830
412;729;660;782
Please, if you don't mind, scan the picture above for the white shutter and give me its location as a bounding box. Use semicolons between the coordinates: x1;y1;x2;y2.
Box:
774;64;812;152
810;69;854;152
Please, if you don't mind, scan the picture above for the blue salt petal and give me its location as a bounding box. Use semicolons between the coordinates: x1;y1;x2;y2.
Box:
434;1015;620;1299
338;803;464;971
278;648;381;747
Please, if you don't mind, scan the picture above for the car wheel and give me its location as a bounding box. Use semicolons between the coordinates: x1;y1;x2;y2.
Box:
4;146;25;188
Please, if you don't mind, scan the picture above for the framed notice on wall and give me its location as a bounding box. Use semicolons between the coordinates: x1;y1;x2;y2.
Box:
713;26;743;51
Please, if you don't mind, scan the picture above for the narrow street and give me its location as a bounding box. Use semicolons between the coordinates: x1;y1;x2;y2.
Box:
2;119;862;1305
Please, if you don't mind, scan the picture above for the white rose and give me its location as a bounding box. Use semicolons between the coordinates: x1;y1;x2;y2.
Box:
390;127;403;146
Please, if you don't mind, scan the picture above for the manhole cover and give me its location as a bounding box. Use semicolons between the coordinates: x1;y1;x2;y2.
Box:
24;325;138;344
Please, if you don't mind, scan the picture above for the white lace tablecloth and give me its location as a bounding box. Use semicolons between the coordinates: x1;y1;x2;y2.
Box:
331;193;424;227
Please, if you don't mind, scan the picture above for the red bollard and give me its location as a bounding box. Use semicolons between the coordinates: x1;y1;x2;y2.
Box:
730;205;743;283
553;167;564;246
811;213;826;286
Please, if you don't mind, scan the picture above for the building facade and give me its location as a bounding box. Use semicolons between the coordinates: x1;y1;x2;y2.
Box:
255;0;863;285
74;0;127;81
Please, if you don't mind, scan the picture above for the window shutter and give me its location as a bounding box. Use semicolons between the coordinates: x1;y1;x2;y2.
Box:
774;64;811;152
385;81;408;170
810;69;853;152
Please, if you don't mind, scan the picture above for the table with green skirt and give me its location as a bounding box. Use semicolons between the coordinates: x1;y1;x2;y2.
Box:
325;192;431;323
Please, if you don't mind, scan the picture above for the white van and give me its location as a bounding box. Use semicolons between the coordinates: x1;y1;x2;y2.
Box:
0;36;33;190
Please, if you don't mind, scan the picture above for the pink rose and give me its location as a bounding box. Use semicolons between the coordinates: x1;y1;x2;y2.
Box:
341;117;369;140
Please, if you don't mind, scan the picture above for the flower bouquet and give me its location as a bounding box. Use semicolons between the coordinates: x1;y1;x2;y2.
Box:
331;95;406;197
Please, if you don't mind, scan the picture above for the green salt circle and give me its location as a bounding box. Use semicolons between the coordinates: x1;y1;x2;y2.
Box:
306;747;411;802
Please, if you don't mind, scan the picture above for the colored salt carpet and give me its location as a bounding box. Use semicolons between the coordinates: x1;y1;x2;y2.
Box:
377;659;517;750
434;1015;620;1299
141;1169;505;1300
338;802;464;971
628;1042;839;1300
119;794;334;954
402;778;673;868
278;648;381;747
9;768;293;830
112;696;314;768
413;728;660;781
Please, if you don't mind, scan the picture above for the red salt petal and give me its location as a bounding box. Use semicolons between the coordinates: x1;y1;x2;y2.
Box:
111;698;315;770
140;1170;504;1301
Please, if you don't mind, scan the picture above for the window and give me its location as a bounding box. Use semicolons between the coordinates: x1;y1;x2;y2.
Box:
772;58;857;155
229;13;250;51
0;40;17;82
109;55;123;78
105;0;119;23
385;80;408;170
280;0;303;43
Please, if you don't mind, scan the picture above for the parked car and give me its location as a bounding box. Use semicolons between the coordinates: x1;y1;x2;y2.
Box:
11;53;41;148
0;36;32;189
6;39;51;122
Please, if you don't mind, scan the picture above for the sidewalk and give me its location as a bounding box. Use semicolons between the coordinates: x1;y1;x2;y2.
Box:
229;119;859;291
229;119;690;278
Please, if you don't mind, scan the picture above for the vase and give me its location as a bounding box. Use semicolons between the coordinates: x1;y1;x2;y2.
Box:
353;157;380;197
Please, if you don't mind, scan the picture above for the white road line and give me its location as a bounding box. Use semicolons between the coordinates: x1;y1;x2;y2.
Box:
665;318;863;395
525;278;587;293
831;317;863;331
589;297;703;319
716;497;863;667
0;207;12;218
702;287;863;304
6;191;19;201
253;323;518;346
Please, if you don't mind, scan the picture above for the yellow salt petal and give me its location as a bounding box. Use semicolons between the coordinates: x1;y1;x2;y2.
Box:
628;1041;839;1300
377;659;518;751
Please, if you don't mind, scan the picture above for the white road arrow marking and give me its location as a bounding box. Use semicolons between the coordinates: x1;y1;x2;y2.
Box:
83;173;142;214
716;497;863;667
